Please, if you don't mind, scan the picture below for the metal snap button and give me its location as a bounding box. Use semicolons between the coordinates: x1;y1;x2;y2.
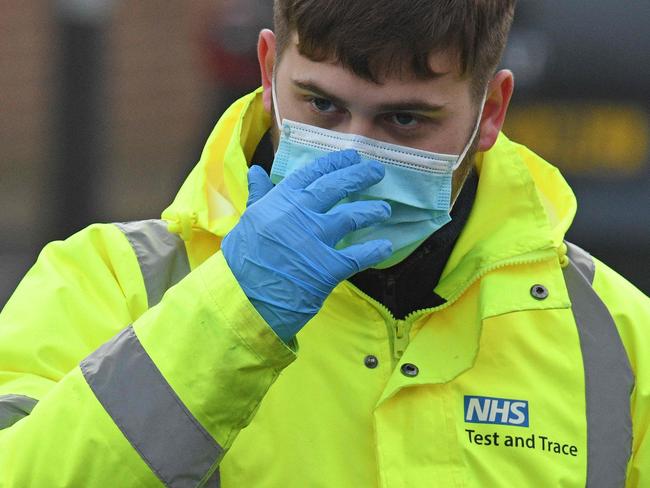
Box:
400;363;419;377
530;284;549;300
364;355;379;369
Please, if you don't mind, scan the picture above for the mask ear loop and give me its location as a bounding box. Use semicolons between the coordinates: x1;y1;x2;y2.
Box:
271;70;283;130
450;88;488;209
452;89;488;172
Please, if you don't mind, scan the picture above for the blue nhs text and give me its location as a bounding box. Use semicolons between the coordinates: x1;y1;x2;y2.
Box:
464;395;529;427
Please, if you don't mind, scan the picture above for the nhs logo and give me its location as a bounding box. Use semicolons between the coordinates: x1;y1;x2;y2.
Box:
464;395;529;427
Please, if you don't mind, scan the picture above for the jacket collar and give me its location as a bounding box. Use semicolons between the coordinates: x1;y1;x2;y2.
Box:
162;88;269;241
434;131;577;300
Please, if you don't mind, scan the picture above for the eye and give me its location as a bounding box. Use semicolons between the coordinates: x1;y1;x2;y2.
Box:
391;113;419;128
310;97;338;113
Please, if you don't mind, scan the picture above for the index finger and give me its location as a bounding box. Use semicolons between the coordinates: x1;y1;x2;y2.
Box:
282;149;360;190
303;160;386;213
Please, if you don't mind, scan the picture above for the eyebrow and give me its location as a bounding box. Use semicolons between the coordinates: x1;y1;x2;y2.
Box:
292;79;447;114
293;80;348;108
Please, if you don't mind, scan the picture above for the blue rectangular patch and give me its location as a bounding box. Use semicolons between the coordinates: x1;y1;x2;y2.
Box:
464;395;529;427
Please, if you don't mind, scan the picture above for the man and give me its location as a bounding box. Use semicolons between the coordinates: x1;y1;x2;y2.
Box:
0;1;648;486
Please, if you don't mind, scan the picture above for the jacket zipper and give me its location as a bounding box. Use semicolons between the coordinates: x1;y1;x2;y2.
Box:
383;275;410;363
346;251;557;369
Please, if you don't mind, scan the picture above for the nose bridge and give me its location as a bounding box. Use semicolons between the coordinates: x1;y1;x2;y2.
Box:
347;114;378;140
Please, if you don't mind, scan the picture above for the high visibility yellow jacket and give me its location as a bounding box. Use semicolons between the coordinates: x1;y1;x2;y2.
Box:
0;88;648;487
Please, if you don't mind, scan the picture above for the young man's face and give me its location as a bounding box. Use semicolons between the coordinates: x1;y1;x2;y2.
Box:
273;37;479;156
259;30;514;194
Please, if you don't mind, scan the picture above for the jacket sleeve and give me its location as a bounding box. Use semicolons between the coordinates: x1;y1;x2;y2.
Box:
0;223;297;487
591;258;650;488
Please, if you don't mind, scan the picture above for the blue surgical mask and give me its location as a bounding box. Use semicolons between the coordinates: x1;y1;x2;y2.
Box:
270;79;485;269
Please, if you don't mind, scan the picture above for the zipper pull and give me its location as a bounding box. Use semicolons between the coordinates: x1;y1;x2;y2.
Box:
393;320;410;361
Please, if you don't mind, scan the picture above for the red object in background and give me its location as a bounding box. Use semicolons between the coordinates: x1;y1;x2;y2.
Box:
200;0;274;90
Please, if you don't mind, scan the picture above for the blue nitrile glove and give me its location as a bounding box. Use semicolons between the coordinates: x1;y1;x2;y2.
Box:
221;149;393;343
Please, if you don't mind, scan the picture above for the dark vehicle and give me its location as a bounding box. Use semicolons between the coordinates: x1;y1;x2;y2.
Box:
502;0;650;293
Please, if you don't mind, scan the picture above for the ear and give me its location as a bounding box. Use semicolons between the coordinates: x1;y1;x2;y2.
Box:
477;69;514;152
258;29;277;114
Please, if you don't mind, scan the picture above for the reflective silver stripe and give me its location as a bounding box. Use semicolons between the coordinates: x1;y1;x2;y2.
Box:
566;241;596;284
81;326;222;487
114;220;191;308
564;243;634;488
0;394;38;429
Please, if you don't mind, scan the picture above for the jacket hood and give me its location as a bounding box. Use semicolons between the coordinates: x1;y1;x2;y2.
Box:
162;88;577;298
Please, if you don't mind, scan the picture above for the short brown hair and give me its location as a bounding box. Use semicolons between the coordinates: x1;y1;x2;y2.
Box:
274;0;516;100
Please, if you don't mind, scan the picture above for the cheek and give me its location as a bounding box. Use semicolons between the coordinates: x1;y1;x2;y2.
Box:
437;114;480;155
408;123;471;155
269;124;280;152
275;93;311;125
279;98;304;122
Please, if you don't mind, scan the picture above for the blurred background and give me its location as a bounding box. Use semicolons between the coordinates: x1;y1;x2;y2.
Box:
1;0;648;306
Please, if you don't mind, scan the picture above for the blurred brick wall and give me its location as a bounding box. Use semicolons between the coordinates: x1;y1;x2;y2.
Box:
103;0;210;222
0;0;55;249
0;0;212;251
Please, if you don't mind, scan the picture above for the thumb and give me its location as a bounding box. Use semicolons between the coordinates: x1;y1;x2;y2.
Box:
246;165;274;207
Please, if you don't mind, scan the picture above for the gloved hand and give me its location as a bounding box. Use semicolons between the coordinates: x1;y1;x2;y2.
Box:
222;149;392;343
